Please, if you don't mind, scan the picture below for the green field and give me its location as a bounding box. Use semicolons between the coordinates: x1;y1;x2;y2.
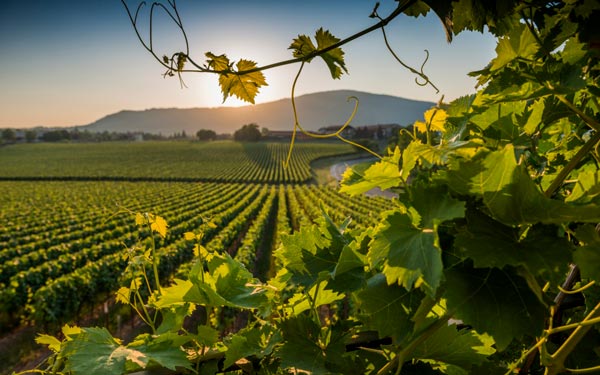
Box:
0;142;386;350
0;141;354;183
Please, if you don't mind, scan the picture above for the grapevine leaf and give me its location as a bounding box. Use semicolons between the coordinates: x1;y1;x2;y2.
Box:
470;100;525;132
35;334;62;353
315;28;347;79
198;253;268;308
150;214;168;238
286;281;344;316
223;325;281;369
414;108;448;133
196;325;219;347
490;22;539;71
135;212;145;226
444;266;546;350
573;225;600;282
276;223;333;286
340;146;401;195
153;279;193;308
115;286;131;305
276;213;363;292
455;208;572;279
354;274;423;343
275;316;328;374
290;28;347;79
156;254;267;309
217;59;267;104
566;170;600;204
276;316;349;374
62;324;82;337
128;333;192;371
401;140;477;180
524;98;545;135
62;327;133;375
369;210;444;295
447;145;600;225
156;305;190;334
332;244;366;277
205;52;230;71
411;324;495;369
289;34;317;60
411;184;465;229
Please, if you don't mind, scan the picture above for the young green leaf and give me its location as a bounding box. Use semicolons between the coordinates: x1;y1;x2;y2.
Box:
35;334;62;353
340;146;401;195
289;34;317;60
218;59;267;104
289;28;347;79
150;214;168;238
205;52;230;71
414;108;448;133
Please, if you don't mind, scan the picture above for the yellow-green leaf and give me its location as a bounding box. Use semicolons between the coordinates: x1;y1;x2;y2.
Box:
116;286;131;305
205;52;230;71
135;212;145;226
415;108;447;133
36;334;62;353
289;34;316;59
150;215;168;238
289;28;347;79
218;59;267;104
62;324;82;337
316;28;347;79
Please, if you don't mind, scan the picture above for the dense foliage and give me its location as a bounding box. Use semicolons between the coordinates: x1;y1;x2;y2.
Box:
16;0;600;374
233;124;262;143
196;130;217;141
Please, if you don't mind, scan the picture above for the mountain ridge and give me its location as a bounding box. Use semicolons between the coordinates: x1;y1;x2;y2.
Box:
83;90;434;135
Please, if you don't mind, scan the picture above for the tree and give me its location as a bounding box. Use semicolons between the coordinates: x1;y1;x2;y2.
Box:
233;123;261;142
41;130;70;142
25;130;37;142
196;129;216;141
1;129;16;143
37;2;600;374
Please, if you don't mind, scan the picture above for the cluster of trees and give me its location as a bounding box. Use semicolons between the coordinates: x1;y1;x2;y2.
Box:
233;123;261;142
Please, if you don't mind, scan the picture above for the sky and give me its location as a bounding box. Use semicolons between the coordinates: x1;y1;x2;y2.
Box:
0;1;497;128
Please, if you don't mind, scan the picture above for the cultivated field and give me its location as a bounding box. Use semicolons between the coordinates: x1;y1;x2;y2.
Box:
0;140;388;369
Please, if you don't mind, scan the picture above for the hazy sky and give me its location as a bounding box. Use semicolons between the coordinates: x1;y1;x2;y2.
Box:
0;1;497;128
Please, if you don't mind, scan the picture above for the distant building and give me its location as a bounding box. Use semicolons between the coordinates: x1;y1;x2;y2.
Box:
317;125;356;138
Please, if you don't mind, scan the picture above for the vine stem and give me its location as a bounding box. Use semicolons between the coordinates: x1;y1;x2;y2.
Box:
376;314;451;375
145;218;162;296
556;95;600;132
121;0;419;76
545;301;600;375
544;130;600;197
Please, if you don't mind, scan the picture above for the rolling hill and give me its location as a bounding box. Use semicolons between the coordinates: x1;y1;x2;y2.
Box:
83;90;434;135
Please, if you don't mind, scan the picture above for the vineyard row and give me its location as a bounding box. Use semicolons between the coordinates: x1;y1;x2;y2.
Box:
0;181;389;332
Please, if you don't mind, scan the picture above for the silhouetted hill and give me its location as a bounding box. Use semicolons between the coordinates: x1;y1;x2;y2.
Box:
83;90;433;135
